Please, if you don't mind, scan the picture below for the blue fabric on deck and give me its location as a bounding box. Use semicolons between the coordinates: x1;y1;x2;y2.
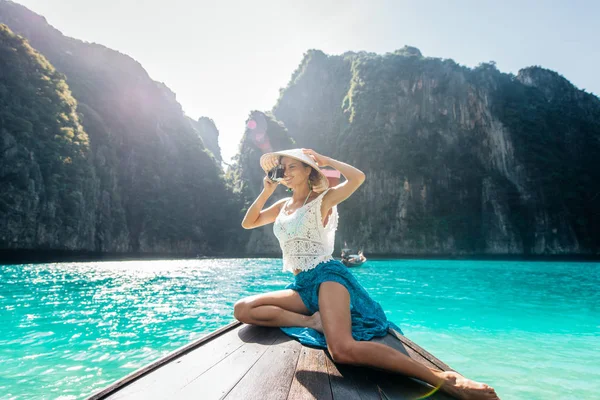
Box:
280;259;402;349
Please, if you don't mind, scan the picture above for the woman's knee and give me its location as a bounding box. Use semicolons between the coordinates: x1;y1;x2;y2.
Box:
328;339;357;364
233;298;253;323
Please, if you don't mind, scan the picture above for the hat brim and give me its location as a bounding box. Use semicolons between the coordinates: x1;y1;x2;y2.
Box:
260;149;329;192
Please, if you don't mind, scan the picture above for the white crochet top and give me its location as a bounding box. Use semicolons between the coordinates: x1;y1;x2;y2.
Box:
273;189;338;273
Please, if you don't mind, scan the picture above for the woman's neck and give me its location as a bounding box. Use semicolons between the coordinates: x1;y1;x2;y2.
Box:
291;185;311;202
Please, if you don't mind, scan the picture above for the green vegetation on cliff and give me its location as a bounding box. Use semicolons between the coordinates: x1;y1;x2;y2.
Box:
1;0;598;257
0;24;97;249
270;47;600;255
0;2;238;255
188;116;222;164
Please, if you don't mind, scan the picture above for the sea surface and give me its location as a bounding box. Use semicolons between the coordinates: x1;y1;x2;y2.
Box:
1;259;598;399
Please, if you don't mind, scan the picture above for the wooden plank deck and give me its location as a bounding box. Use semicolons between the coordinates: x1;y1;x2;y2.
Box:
88;322;456;400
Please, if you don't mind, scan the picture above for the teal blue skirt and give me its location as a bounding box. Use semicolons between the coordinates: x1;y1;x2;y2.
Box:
280;259;402;348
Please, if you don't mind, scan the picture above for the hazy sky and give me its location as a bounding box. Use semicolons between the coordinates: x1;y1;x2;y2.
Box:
14;0;600;163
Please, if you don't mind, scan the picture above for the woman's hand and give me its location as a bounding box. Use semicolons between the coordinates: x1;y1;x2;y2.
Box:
262;156;278;172
302;148;330;167
263;174;279;193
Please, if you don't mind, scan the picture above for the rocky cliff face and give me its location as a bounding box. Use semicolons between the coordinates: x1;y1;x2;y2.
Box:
189;116;222;164
0;24;97;250
2;0;598;257
262;47;600;255
0;1;237;255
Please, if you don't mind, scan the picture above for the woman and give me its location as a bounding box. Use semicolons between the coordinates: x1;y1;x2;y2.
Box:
235;148;498;400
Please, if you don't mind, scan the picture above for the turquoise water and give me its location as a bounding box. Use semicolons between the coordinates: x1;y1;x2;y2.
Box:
1;259;598;399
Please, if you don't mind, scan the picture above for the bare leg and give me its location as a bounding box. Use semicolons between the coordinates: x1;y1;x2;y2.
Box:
233;289;321;331
318;282;499;400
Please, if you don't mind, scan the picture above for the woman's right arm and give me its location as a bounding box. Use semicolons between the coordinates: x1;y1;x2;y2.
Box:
241;176;287;229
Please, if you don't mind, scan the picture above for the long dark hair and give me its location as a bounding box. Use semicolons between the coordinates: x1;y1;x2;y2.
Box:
302;162;320;188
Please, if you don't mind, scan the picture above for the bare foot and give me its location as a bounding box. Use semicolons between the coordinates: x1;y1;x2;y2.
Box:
438;371;499;400
309;311;323;333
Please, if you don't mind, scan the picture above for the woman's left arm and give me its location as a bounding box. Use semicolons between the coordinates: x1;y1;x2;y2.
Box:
302;149;365;210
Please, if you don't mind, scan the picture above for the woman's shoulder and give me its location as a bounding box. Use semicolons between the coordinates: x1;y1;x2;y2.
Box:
315;188;331;200
274;196;292;211
275;196;291;206
321;187;337;210
306;191;328;207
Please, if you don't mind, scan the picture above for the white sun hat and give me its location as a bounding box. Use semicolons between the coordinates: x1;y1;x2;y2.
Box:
259;148;329;192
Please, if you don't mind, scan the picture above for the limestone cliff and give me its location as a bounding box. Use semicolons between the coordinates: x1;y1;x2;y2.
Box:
0;24;97;250
189;116;222;164
0;1;237;255
2;0;598;257
264;47;599;255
